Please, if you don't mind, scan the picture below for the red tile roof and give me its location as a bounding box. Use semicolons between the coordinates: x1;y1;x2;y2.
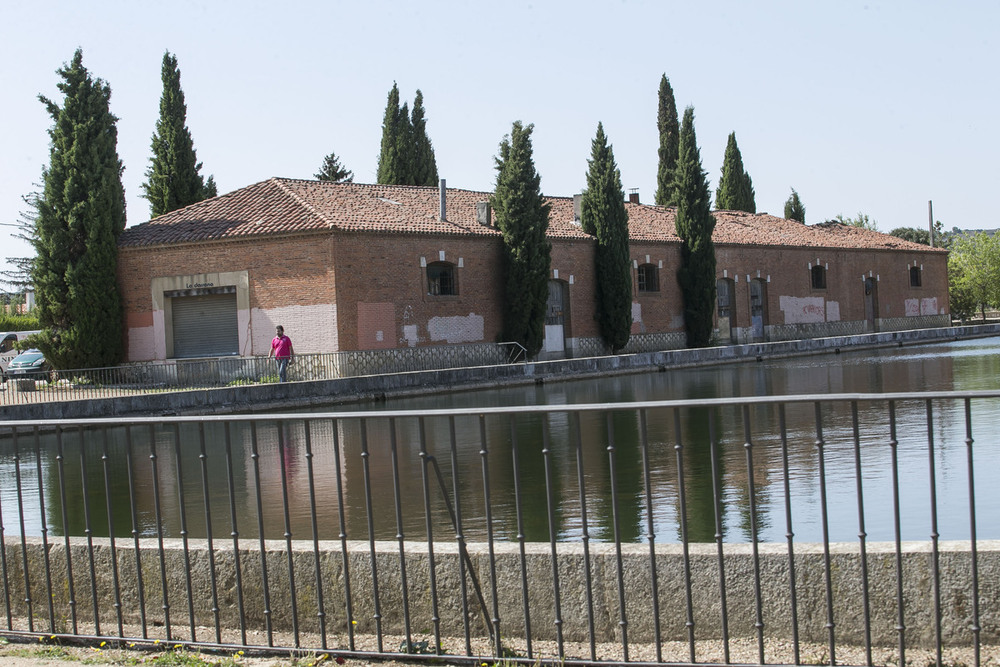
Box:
119;178;944;254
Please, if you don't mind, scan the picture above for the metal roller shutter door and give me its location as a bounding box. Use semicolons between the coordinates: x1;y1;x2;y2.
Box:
171;293;238;358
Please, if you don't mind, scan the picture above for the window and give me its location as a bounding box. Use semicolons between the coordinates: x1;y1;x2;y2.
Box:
811;265;827;289
637;263;659;292
427;261;457;296
910;266;922;287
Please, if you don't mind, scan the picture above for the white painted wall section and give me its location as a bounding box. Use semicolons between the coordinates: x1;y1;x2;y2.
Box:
826;301;840;321
779;296;826;324
250;303;338;355
631;302;643;333
402;324;419;347
427;313;485;344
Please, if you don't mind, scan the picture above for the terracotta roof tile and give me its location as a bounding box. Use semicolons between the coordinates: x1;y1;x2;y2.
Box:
119;178;944;255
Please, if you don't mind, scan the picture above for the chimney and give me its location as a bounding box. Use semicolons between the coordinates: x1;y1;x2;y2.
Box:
628;188;639;204
573;194;583;223
439;178;447;222
476;201;492;227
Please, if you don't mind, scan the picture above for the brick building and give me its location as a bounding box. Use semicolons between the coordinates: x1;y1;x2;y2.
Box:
117;178;949;362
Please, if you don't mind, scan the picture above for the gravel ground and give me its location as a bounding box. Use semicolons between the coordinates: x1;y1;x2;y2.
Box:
1;627;998;667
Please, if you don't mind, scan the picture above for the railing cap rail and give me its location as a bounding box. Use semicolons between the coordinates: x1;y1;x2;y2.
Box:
4;389;999;428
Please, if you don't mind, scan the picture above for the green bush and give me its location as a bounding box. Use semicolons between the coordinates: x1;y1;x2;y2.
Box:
0;313;40;333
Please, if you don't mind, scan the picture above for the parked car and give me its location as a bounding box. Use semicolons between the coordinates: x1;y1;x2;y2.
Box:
0;330;41;381
5;348;51;381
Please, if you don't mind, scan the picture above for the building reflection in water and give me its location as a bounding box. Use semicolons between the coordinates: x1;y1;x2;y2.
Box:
3;337;998;544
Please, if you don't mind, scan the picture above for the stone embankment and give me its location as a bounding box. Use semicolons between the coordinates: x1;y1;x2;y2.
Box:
2;323;999;421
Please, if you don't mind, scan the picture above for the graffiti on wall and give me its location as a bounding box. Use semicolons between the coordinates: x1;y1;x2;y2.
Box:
906;297;940;316
779;296;827;324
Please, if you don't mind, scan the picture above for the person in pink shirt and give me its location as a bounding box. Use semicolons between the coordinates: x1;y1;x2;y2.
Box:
268;325;295;382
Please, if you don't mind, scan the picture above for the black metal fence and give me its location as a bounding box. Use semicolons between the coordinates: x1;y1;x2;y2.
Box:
0;341;526;406
0;391;995;666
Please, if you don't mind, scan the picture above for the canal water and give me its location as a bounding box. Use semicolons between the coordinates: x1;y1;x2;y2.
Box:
2;336;999;544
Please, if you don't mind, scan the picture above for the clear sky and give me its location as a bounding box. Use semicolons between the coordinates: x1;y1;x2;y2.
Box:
2;0;997;279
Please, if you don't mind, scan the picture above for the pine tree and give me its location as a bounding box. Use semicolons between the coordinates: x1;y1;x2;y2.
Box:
582;123;632;352
377;83;404;184
492;122;552;358
784;189;806;222
672;107;717;348
142;52;213;218
315;152;354;182
410;90;438;186
32;49;126;369
715;132;756;213
655;74;680;206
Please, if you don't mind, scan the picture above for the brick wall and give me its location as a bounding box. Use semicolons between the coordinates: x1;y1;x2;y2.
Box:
330;232;505;350
714;245;949;330
118;229;951;362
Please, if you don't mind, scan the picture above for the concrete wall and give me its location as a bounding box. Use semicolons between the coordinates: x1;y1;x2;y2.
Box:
2;537;995;647
4;323;1000;422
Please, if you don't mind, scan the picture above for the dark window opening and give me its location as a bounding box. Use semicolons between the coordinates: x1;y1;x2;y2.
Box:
811;265;827;289
427;262;457;296
910;266;922;287
637;264;659;292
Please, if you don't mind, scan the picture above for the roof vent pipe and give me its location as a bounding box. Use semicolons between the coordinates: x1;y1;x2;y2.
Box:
439;179;447;222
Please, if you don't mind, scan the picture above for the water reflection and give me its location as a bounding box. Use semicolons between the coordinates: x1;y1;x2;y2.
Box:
1;337;998;544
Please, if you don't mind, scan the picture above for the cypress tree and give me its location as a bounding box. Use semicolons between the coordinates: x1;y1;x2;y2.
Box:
582;123;632;352
376;84;439;186
715;132;756;213
784;188;806;223
142;51;213;218
654;74;680;206
672;107;717;348
395;101;414;183
32;49;126;369
315;151;354;183
410;90;439;186
377;83;404;184
491;121;552;358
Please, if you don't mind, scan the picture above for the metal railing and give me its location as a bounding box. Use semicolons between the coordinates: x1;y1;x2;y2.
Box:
0;391;996;665
0;341;527;406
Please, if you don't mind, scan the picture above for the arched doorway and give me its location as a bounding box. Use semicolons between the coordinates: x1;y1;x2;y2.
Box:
864;277;879;333
750;278;768;342
542;279;569;357
717;278;736;344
